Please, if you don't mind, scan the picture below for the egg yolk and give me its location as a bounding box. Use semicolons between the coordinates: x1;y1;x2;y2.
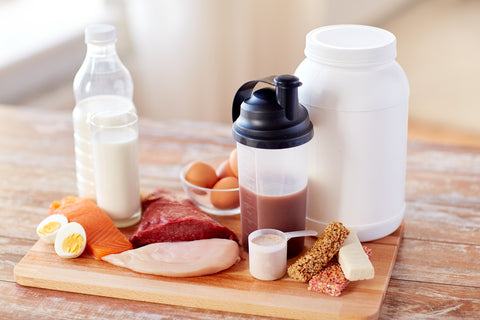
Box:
38;221;61;236
62;233;85;254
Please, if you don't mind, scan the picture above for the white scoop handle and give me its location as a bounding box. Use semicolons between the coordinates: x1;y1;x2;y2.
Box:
284;230;317;240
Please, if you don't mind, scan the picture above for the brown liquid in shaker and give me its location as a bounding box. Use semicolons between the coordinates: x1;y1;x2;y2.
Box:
240;186;307;257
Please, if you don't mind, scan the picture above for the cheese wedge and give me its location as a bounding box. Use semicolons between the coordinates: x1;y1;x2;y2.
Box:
338;231;374;281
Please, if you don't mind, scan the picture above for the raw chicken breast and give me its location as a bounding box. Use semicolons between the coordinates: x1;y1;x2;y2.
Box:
102;238;240;277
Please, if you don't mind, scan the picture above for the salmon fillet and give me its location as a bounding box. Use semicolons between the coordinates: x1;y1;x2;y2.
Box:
49;196;133;259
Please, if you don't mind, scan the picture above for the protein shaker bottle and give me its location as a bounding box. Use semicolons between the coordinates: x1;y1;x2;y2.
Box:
295;25;410;241
232;75;314;257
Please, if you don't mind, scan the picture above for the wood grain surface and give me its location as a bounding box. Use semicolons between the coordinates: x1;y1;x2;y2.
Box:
1;105;480;319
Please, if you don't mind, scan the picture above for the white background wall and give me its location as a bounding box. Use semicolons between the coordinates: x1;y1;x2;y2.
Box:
0;0;109;103
125;0;326;123
124;0;412;123
2;0;479;136
383;0;480;135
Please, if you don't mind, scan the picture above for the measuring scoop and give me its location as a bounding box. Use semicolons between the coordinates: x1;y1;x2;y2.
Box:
248;229;318;281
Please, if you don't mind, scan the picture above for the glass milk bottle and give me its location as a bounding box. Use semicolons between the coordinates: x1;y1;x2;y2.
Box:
232;75;314;257
295;25;410;241
72;24;135;199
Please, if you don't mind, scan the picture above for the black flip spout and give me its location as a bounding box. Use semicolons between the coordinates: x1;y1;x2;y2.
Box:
274;75;302;121
232;74;313;150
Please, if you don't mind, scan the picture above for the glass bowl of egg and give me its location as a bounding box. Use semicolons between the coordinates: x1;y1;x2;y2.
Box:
180;149;240;216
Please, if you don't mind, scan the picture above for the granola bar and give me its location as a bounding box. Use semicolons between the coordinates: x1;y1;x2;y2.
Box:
308;246;373;296
287;222;349;282
307;258;348;296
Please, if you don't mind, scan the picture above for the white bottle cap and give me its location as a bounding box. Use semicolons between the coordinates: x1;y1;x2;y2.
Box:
85;24;116;44
305;24;396;65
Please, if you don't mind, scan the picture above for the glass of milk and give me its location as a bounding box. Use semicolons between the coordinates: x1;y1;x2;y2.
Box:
90;110;141;228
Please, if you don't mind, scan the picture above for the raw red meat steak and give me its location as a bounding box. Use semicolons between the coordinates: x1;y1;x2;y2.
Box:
130;189;239;248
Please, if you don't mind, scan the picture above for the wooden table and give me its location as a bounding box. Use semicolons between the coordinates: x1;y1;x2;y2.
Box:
1;105;479;319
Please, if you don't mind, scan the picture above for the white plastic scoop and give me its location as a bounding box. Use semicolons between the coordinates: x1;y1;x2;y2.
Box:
248;229;318;281
284;230;318;240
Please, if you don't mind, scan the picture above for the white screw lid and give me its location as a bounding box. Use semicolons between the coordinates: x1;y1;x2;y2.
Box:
305;24;397;65
85;24;116;44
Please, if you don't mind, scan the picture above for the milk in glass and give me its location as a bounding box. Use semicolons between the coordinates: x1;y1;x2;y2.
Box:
73;95;136;200
90;111;141;227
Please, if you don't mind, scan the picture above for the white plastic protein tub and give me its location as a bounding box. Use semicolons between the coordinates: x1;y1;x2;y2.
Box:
295;25;410;242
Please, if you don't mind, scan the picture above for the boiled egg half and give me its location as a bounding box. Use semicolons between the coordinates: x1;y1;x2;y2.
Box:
36;214;68;244
54;222;86;259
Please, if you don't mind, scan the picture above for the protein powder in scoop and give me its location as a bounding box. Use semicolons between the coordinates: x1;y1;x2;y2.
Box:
248;229;317;281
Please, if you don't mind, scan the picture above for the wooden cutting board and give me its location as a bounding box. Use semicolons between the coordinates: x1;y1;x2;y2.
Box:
14;216;403;320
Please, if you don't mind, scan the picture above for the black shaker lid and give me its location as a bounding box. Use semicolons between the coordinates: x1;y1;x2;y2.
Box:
232;75;313;149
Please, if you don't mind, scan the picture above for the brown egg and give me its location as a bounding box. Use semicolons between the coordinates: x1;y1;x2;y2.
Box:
216;159;236;179
184;161;218;188
229;148;238;177
210;177;239;210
